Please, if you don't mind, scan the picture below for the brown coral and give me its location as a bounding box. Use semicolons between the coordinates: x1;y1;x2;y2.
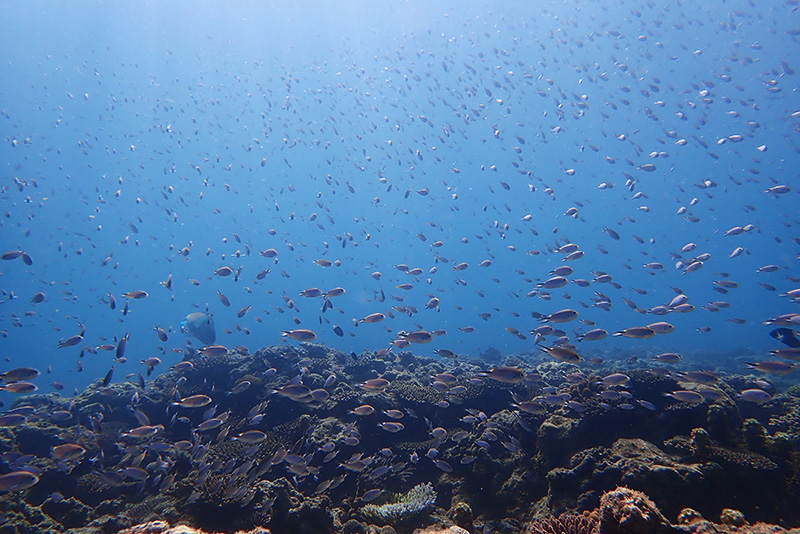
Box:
526;510;599;534
665;428;779;471
768;398;800;445
528;487;671;534
596;486;671;534
414;527;470;534
115;522;271;534
392;378;445;405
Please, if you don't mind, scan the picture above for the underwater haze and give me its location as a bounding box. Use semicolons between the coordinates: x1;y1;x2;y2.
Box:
1;0;800;532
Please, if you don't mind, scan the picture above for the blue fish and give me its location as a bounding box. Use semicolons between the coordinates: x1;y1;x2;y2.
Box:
770;328;800;349
181;312;215;345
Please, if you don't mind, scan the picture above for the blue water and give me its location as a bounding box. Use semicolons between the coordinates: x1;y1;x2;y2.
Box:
1;0;798;397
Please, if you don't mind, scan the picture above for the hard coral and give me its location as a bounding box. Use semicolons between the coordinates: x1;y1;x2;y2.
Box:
392;378;445;405
361;482;437;526
720;508;747;527
449;501;474;532
528;487;673;534
545;438;703;517
414;527;469;534
668;428;780;471
768;398;800;445
596;486;672;534
115;522;271;534
526;510;599;534
41;494;94;529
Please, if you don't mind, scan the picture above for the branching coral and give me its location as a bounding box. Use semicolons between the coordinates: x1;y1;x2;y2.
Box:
526;511;599;534
360;482;437;525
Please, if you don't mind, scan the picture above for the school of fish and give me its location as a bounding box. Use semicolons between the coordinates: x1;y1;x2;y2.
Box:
0;0;799;530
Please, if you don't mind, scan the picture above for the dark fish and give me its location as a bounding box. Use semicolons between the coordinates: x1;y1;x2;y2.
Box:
181;312;216;345
0;367;40;382
282;329;316;341
604;227;620;240
400;330;433;343
102;365;114;387
57;330;84;348
539;345;581;363
361;313;385;324
0;382;37;394
198;345;228;356
116;333;130;360
479;366;525;384
0;414;27;427
172;394;213;408
435;349;458;359
0;250;23;261
614;327;656;339
739;389;773;404
771;328;800;349
540;309;578;323
160;273;173;290
0;471;39;492
745;361;795;375
154;325;168;342
215;266;234;276
51;443;85;460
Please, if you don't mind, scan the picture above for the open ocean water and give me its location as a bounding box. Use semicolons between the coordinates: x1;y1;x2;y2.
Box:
1;1;799;533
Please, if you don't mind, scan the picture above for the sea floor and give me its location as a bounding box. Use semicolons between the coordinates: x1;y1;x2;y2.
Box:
1;342;799;533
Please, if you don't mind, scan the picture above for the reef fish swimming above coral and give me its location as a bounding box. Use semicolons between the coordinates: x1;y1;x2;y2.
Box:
1;0;800;533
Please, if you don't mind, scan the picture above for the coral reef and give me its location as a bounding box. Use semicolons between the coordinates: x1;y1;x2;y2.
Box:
528;487;800;534
768;398;800;445
360;482;437;526
414;528;469;534
544;438;705;516
675;506;800;534
595;487;671;534
526;511;599;534
448;502;474;532
2;343;800;534
115;522;271;534
527;487;673;534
